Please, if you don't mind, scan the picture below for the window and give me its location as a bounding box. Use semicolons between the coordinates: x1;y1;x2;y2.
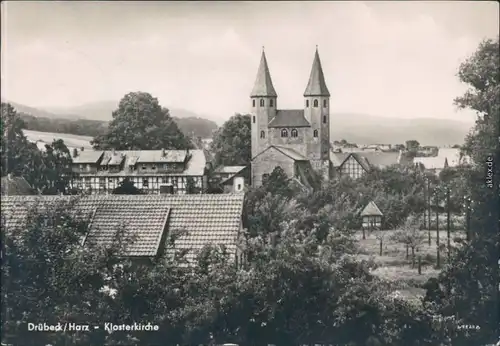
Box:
143;179;149;187
281;129;288;137
152;165;156;170
253;115;256;123
79;164;84;170
260;99;265;107
323;115;327;123
313;130;318;137
313;99;318;107
323;99;327;108
260;131;265;138
306;100;309;107
142;165;146;170
252;99;256;107
237;184;242;191
108;178;113;183
163;163;168;169
291;129;298;138
270;99;274;107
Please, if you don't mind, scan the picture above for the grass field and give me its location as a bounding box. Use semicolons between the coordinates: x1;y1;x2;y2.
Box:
355;229;466;300
24;129;93;149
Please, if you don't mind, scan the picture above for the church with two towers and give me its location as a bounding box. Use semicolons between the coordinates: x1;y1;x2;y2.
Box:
250;48;332;187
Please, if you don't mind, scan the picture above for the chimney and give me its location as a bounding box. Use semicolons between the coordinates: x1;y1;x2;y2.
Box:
159;184;174;195
112;148;116;155
72;148;78;158
161;148;166;157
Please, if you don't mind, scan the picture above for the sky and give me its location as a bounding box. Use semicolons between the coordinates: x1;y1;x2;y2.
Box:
1;1;498;124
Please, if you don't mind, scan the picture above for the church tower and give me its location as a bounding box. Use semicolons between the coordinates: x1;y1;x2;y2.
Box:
250;48;277;159
304;47;331;177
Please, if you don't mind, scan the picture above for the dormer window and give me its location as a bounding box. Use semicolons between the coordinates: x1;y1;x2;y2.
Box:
323;99;327;108
281;129;288;137
260;131;265;138
142;165;146;170
260;99;265;107
253;116;256;123
252;99;256;107
291;129;298;138
306;100;309;107
313;130;318;137
270;99;274;107
152;165;156;170
313;99;319;108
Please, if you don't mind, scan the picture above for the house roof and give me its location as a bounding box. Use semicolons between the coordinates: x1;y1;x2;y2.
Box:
268;109;310;128
75;150;207;177
413;148;470;170
250;50;277;97
73;150;104;164
304;48;330;97
1;175;34;195
213;165;247;174
1;194;245;261
330;152;350;167
253;145;308;162
361;201;383;217
338;151;405;172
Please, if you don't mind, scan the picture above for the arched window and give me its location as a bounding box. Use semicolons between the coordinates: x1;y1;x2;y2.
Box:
260;99;265;107
291;129;298;138
323;99;327;108
252;99;256;107
323;115;327;123
253;115;256;123
270;99;274;107
313;99;318;108
306;100;309;107
260;131;265;138
313;130;318;137
281;129;288;137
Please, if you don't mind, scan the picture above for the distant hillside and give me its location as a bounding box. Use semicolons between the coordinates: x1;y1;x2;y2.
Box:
330;113;473;147
4;100;219;140
3;100;472;146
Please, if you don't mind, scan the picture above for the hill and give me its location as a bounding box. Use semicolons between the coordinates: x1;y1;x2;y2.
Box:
4;100;473;146
4;100;219;140
330;113;473;146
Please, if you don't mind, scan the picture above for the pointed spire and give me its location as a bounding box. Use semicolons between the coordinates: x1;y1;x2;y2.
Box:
444;157;449;168
304;47;330;97
250;49;277;98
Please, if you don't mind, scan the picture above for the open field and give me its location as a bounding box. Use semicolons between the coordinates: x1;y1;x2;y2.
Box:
355;229;467;300
24;129;93;150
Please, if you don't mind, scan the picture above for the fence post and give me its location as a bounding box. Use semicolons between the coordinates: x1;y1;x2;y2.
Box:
418;255;422;275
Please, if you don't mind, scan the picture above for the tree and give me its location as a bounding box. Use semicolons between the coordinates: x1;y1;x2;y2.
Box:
112;177;142;194
405;140;420;152
1;103;74;195
91;92;192;150
391;215;425;268
426;37;499;346
210;113;251;167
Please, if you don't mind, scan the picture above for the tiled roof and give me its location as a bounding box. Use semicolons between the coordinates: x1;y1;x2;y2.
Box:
304;48;330;97
253;145;307;162
85;196;171;257
214;165;247;174
1;175;35;195
1;194;245;262
76;150;207;177
268;109;310;128
361;201;383;217
134;150;187;163
73;150;104;164
250;50;278;97
164;193;244;262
